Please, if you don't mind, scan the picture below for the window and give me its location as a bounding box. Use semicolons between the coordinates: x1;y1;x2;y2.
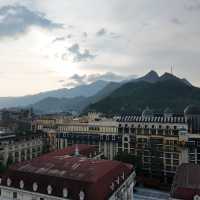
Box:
13;192;17;199
173;160;179;165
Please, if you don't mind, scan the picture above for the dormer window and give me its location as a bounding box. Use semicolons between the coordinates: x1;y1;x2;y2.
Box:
63;188;68;198
47;185;52;195
7;178;11;186
33;182;38;192
19;180;24;189
79;190;85;200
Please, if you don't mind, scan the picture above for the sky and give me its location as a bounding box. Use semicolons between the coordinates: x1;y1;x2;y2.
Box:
0;0;200;96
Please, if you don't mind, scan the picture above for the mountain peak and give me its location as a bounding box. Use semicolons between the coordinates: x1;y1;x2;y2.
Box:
160;72;177;81
137;70;159;83
159;72;192;86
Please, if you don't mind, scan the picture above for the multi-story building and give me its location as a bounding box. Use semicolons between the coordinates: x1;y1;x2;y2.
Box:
170;163;200;200
0;134;44;166
117;105;200;182
32;105;200;182
0;145;136;200
32;113;120;160
56;119;119;160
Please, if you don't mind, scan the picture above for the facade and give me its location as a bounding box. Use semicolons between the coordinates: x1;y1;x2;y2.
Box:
0;134;44;166
0;145;136;200
32;115;119;160
170;163;200;200
56;119;119;160
32;105;200;181
118;113;188;182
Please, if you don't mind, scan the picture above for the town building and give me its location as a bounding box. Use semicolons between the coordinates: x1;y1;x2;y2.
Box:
32;105;200;182
0;134;44;166
0;145;136;200
32;114;119;160
170;163;200;200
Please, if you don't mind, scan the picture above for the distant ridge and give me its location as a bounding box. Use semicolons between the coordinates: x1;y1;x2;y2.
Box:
0;70;194;114
85;71;197;114
0;80;109;109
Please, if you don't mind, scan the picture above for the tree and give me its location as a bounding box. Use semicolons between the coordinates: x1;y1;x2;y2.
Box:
0;162;7;172
114;152;143;175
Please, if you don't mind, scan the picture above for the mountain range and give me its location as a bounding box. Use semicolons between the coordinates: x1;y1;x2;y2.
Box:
0;71;198;115
86;72;199;114
0;80;108;109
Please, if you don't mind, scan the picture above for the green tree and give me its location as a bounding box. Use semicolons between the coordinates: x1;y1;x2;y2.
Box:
0;162;7;173
114;152;143;175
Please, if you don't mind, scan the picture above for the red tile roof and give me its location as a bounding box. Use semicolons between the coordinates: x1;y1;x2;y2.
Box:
0;145;134;200
171;163;200;200
45;144;98;158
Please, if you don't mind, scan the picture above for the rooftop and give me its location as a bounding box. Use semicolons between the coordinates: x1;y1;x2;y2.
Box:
171;163;200;200
0;145;134;200
44;144;99;158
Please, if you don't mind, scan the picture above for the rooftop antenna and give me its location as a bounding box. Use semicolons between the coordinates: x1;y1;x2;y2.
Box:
75;144;80;157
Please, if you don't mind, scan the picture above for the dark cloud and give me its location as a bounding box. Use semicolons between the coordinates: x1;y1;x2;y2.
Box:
83;32;87;38
0;5;63;38
70;74;86;84
63;74;86;87
68;43;96;62
96;28;107;36
64;72;137;87
171;18;183;25
185;0;200;11
67;34;72;39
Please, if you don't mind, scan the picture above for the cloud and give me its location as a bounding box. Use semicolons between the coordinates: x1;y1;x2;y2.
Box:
68;43;96;62
52;36;65;43
96;28;107;36
63;72;137;87
171;18;182;25
0;5;63;38
185;0;200;11
67;34;72;38
83;32;87;38
110;32;121;38
86;72;127;83
58;79;65;83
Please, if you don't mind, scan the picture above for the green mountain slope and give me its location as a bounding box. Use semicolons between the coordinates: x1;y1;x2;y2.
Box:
86;75;200;114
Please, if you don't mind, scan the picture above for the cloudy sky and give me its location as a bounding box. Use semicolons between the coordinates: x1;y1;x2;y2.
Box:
0;0;200;96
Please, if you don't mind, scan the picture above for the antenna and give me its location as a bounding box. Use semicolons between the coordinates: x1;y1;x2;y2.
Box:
171;65;174;75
